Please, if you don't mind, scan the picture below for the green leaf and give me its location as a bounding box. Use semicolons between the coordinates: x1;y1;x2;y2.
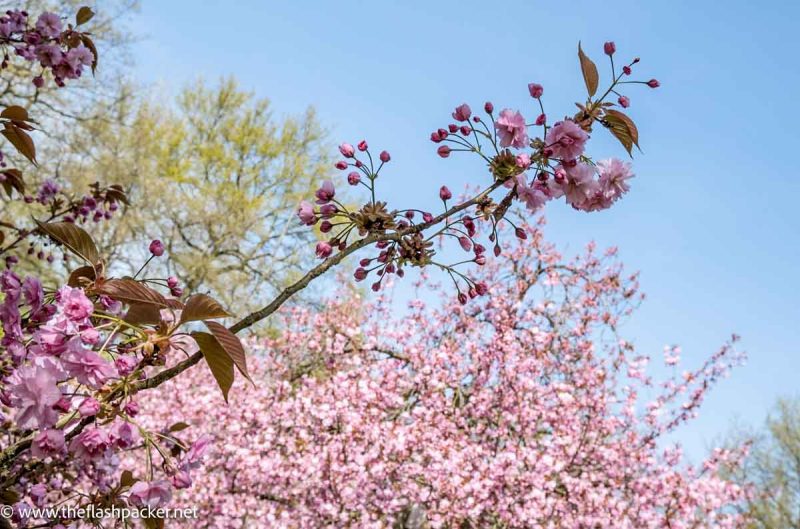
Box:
193;331;234;402
205;320;251;384
94;278;168;307
75;6;95;26
34;220;100;265
578;42;599;98
179;294;231;325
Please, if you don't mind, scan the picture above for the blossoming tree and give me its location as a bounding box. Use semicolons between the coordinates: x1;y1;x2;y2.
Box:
0;5;676;528
136;221;748;528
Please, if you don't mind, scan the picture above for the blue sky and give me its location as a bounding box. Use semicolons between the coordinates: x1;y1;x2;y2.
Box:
128;0;800;458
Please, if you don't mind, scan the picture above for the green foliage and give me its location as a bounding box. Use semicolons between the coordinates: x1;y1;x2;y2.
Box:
727;398;800;529
61;77;331;317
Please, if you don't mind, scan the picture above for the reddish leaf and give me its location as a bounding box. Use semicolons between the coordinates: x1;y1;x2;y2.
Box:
180;294;231;325
94;278;168;307
205;320;251;383
68;265;96;288
0;106;30;122
80;35;98;74
605;109;640;148
76;6;95;25
1;123;37;166
119;470;136;489
168;422;190;432
123;303;162;325
578;42;599;98
193;331;234;402
1;169;25;198
34;220;100;265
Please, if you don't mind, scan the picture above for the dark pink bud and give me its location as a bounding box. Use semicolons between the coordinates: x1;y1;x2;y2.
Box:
379;151;391;163
493;245;501;257
315;241;333;259
514;227;527;240
604;41;616;55
484;101;494;113
458;293;467;305
354;268;368;281
448;124;458;133
474;243;485;255
335;160;348;170
32;75;44;88
475;255;486;265
359;258;371;267
460;125;471;135
320;220;333;233
647;79;660;88
623;65;631;75
437;145;451;158
405;210;414;220
371;281;381;292
430;131;442;143
347;172;361;185
422;212;434;223
468;287;478;299
149;239;165;257
171;287;183;297
458;236;471;252
535;113;546;126
475;282;488;295
52;397;71;413
528;83;543;99
439;186;452;201
618;96;630;108
358;140;368;151
167;276;179;288
452;103;472;122
124;400;139;417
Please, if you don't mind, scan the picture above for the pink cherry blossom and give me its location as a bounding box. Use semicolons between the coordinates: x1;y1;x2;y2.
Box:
129;480;173;509
597;157;635;202
545;119;589;161
7;364;62;429
494;109;529;149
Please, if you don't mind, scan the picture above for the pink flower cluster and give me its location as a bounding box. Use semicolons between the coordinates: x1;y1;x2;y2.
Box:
0;263;211;526
136;223;748;528
0;9;95;87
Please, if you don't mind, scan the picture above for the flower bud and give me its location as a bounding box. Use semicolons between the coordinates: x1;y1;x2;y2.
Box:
618;96;630;108
335;160;348;170
494;245;501;257
448;124;458;133
78;398;100;417
452;103;471;122
358;140;368;151
647;79;660;88
315;241;333;259
379;150;391;163
167;276;179;288
604;41;616;55
149;239;164;257
515;227;527;240
439;186;452;201
437;145;451;158
422;212;434;223
484;101;494;113
535;113;546;126
338;143;355;158
347;172;361;185
458;236;472;252
623;65;631;75
528;83;543;99
354;268;368;281
458;292;468;305
320;220;333;233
